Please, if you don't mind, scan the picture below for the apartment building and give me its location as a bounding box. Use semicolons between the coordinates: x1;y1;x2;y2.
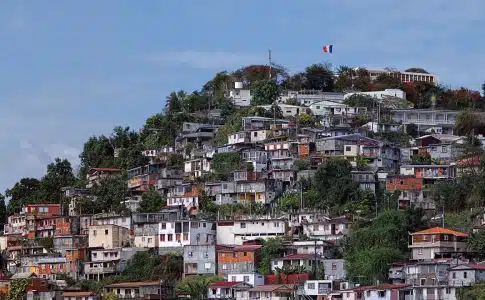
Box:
391;109;457;134
364;67;439;84
217;244;262;277
184;244;217;276
158;220;215;253
217;218;287;245
344;88;406;100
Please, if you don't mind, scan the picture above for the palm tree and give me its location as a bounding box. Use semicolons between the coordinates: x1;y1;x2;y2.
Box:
176;275;221;300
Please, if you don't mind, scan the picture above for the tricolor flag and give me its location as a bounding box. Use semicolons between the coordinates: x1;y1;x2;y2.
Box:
322;44;333;53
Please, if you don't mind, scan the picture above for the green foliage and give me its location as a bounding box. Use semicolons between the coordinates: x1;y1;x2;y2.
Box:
138;186;166;213
334;66;371;92
79;135;116;179
258;238;285;275
370;131;411;147
92;174;129;214
0;194;7;227
167;154;184;169
345;209;425;285
313;159;368;214
5;178;41;214
455;111;485;136
176;275;221;300
214;108;254;146
251;79;281;105
55;273;76;286
405;123;419;138
278;192;300;212
275;264;308;275
39;158;76;203
211;153;243;180
469;230;485;254
217;202;266;219
344;94;378;111
405;68;428;73
293;159;311;171
8;279;28;300
304;64;335;91
104;293;118;300
38;237;54;251
410;153;431;165
457;282;485;300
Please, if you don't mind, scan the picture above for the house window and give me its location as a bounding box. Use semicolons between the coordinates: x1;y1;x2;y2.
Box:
244;276;250;282
148;238;152;243
442;146;447;153
452;272;456;279
240;223;246;228
332;263;337;271
161;223;166;229
446;288;451;294
222;264;227;270
244;252;248;256
443;235;449;241
253;132;257;137
345;146;351;152
93;230;97;236
93;253;97;258
105;229;109;235
418;249;423;255
378;291;386;297
464;271;467;279
160;234;165;242
316;106;320;109
188;252;193;257
366;291;371;297
308;283;315;289
168;235;173;241
231;276;236;281
183;233;189;241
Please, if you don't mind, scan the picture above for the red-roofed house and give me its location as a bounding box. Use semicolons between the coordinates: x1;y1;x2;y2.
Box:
207;281;251;299
271;253;323;273
449;264;485;287
409;227;468;260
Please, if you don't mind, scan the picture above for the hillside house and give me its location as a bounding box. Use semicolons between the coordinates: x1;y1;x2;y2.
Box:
86;168;121;189
409;227;468;260
217;244;262;277
88;224;131;249
184;244;217;276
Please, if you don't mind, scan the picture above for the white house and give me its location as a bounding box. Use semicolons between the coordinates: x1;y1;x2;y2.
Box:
158;220;215;249
227;272;265;287
228;132;251;145
217;218;287;245
258;104;305;117
448;264;485;287
303;280;333;296
309;100;366;119
344;89;406;100
230;83;252;107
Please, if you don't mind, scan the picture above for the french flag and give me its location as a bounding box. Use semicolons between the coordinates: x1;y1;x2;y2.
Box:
322;44;333;53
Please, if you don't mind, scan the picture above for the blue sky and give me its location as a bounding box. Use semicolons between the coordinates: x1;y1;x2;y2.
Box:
0;0;484;193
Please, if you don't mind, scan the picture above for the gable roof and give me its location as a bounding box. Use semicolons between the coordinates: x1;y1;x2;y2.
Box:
450;264;485;271
412;227;468;237
208;281;250;289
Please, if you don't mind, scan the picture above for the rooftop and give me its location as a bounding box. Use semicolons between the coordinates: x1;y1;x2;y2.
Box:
412;227;468;237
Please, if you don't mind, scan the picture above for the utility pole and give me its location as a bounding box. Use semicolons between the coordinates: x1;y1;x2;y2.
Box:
268;49;272;79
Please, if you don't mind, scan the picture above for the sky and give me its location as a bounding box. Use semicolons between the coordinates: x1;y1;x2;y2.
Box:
0;0;484;194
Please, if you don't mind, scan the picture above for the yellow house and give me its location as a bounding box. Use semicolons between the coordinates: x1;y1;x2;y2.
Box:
88;224;131;249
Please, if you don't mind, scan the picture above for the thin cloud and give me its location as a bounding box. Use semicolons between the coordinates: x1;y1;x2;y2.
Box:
146;50;264;70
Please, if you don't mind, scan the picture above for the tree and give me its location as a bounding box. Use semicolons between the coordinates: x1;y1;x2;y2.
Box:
304;64;334;91
39;158;76;203
92;174;128;214
457;282;485;300
405;123;419;138
8;279;28;300
455;111;485;136
232;65;286;87
258;238;285;275
251;80;280;106
344;94;378;111
469;230;485;254
345;209;425;285
405;68;428;74
164;91;185;116
78;135;115;180
138;186;166;213
278;192;300;212
176;275;221;300
211;153;243;180
0;194;7;227
280;72;305;90
5;178;41;215
313;159;360;212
